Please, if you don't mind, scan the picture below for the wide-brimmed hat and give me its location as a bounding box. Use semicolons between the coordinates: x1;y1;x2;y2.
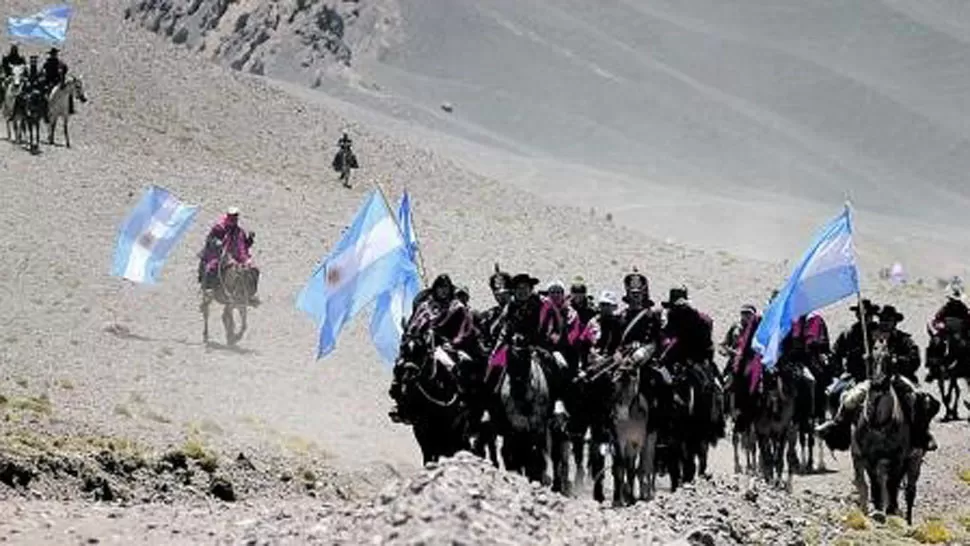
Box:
741;304;757;314
226;206;240;216
878;305;904;323
569;275;587;293
661;286;689;308
511;273;540;287
48;47;59;55
849;299;880;316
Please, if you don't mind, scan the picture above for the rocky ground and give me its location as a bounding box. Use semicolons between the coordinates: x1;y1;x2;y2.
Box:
3;0;970;544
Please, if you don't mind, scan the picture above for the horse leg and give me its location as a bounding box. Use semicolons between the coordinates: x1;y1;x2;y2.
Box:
732;427;743;474
905;455;920;526
222;304;235;346
785;427;798;492
48;115;55;144
63;116;70;148
571;425;587;491
590;437;606;502
201;294;211;343
852;454;869;513
611;441;625;507
640;430;657;501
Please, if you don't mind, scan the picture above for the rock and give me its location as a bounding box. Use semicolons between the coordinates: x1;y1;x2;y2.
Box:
208;476;236;502
440;102;453;113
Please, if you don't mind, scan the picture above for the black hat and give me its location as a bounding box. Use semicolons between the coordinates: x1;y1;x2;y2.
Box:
850;299;880;316
511;273;540;287
623;269;649;294
432;274;454;291
878;305;904;323
569;275;587;293
488;263;512;293
661;285;689;308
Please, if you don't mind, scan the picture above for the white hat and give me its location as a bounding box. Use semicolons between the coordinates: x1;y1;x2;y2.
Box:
226;206;240;216
598;290;618;306
547;280;565;292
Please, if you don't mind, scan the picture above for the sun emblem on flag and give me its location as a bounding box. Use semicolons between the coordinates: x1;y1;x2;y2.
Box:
326;265;341;286
137;231;157;249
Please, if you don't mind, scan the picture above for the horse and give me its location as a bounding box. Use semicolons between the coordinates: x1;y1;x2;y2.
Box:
930;317;970;421
494;335;568;492
200;244;258;346
332;146;358;188
658;358;722;488
18;86;44;153
46;75;87;148
753;365;799;491
390;329;472;464
730;357;761;475
567;350;613;496
851;335;915;523
3;66;25;143
607;352;656;506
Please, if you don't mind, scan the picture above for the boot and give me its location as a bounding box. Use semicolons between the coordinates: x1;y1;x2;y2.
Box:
815;403;853;451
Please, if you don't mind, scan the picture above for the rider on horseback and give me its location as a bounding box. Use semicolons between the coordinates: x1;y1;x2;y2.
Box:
41;48;70;117
197;206;259;304
816;304;937;452
1;43;25;77
925;287;970;381
659;285;725;438
489;273;567;412
613;273;662;366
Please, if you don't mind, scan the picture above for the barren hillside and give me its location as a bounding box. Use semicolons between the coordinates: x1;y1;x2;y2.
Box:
2;0;970;544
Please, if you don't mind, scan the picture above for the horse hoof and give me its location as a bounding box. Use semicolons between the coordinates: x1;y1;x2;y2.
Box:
870;511;887;524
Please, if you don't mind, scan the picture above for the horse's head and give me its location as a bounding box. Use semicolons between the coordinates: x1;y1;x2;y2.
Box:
70;75;87;103
870;335;892;389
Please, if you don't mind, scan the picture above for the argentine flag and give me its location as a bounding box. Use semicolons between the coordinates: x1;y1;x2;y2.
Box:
369;190;422;369
753;204;861;368
296;190;419;359
111;185;199;284
7;4;72;44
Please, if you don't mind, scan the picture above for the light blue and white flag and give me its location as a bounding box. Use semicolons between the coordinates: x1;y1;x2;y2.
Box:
369;190;422;368
7;4;72;44
111;185;200;284
296;190;418;359
753;205;861;368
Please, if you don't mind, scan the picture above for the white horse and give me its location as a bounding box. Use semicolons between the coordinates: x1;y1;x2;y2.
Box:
3;65;26;143
46;75;87;147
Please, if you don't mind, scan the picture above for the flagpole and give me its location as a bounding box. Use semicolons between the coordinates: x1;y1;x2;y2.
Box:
845;200;873;379
372;179;428;287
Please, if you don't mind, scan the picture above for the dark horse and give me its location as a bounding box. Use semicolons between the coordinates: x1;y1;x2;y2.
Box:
656;358;723;491
852;335;920;524
390;329;472;464
928;317;970;421
494;335;570;493
755;365;799;490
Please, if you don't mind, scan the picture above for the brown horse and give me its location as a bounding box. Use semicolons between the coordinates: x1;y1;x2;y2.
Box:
200;249;257;346
608;352;656;505
754;366;799;491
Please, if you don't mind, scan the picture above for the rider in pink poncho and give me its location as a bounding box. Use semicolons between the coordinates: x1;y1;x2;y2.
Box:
198;206;259;302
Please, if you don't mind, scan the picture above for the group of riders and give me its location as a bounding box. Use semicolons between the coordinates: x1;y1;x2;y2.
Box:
387;261;962;484
1;43;73;119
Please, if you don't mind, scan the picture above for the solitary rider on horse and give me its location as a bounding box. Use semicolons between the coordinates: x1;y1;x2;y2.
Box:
197;206;260;305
